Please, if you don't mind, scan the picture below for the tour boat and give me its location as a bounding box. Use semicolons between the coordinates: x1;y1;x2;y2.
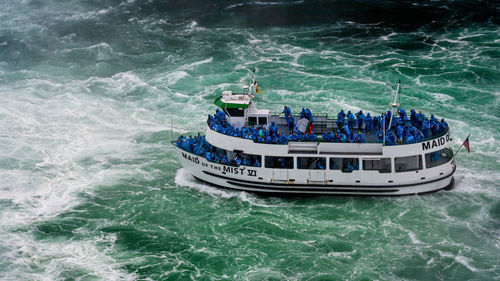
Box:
173;75;455;196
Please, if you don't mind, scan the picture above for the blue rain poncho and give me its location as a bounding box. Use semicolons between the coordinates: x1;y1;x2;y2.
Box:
365;113;373;132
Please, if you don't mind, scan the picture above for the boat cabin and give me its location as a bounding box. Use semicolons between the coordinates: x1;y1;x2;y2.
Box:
214;89;270;129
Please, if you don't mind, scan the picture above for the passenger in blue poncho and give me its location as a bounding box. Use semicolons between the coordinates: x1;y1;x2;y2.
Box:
316;159;325;170
346;162;354;173
386;110;392;128
333;131;339;142
270;121;278;135
385;131;396;145
240;124;249;137
221;155;229;165
233;128;241;138
439;119;448;134
376;129;383;143
271;134;278;144
242;156;251;166
253;158;261;167
396;125;404;143
176;135;184;147
358;132;365;143
356;110;365;131
279;132;288;144
365;113;373;132
422;119;430;138
180;139;191;152
347;111;355;129
286;114;295;133
398;108;407;124
213;153;221;164
322;132;330;142
306;108;313;122
215;108;226;122
340;133;347;143
415;131;424;142
430;114;437;124
405;134;415;144
309;132;318;142
416;110;425;129
343;124;351;139
234;155;242;167
410;109;417;126
265;134;272;143
283;106;291;117
205;151;212;162
337;110;345;128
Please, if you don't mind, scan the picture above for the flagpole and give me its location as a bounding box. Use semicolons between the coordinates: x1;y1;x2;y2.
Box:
454;133;471;157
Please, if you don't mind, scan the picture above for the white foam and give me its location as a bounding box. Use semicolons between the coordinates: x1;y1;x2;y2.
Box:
174;168;242;199
438;250;479;272
0;75;179;279
0;231;136;281
174;169;287;207
380;32;397;41
428;91;454;102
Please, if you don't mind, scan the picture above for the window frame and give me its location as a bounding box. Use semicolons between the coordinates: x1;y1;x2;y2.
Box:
362;158;392;173
264;156;294;169
395;155;423;173
425;147;453;168
297;157;326;170
329;157;359;173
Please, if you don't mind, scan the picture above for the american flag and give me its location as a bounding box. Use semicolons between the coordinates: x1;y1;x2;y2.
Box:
463;136;470;153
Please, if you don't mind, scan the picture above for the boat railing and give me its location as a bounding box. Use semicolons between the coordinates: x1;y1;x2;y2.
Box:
207;123;449;146
271;112;333;119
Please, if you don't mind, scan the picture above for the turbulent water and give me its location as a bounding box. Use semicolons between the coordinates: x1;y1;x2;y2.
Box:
1;0;499;280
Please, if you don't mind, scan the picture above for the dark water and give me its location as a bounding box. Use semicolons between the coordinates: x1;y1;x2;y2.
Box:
1;1;499;280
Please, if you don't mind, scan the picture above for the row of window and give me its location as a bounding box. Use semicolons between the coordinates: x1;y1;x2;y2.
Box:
263;148;453;173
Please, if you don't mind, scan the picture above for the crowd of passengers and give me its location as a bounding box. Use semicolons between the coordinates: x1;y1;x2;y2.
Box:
176;134;261;167
175;132;445;169
207;106;448;145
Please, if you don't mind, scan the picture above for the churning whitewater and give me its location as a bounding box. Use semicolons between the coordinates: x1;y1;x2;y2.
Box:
0;1;499;280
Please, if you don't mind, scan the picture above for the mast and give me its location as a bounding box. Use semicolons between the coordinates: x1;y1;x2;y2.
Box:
383;113;385;146
387;80;401;131
247;70;257;102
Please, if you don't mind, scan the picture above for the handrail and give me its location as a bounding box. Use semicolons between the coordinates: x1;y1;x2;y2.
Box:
207;124;449;146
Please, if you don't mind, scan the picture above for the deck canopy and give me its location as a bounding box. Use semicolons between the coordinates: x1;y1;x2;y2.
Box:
214;91;251;109
214;97;249;108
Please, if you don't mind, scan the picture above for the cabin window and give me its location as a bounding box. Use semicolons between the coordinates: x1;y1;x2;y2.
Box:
265;156;294;169
425;147;453;168
329;158;359;173
363;158;392;173
258;117;267;125
242;154;261;167
225;108;244;117
297;157;326;170
395;155;423;172
248;117;257;126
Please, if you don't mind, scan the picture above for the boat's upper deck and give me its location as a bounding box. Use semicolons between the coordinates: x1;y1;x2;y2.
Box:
208;108;449;146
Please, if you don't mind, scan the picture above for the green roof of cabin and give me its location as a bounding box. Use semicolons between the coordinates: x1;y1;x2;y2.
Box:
214;97;249;108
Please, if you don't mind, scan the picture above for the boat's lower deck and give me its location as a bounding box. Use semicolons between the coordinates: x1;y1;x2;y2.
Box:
175;146;456;196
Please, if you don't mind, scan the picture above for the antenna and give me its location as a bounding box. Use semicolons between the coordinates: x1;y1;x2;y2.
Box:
387;80;401;130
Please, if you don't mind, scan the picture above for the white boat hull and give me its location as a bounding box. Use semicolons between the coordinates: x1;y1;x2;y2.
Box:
175;147;455;196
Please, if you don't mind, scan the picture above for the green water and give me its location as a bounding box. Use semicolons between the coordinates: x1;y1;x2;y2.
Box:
0;1;499;280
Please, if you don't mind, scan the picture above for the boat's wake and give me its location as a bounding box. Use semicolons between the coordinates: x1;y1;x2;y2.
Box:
174;168;243;199
174;168;291;207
